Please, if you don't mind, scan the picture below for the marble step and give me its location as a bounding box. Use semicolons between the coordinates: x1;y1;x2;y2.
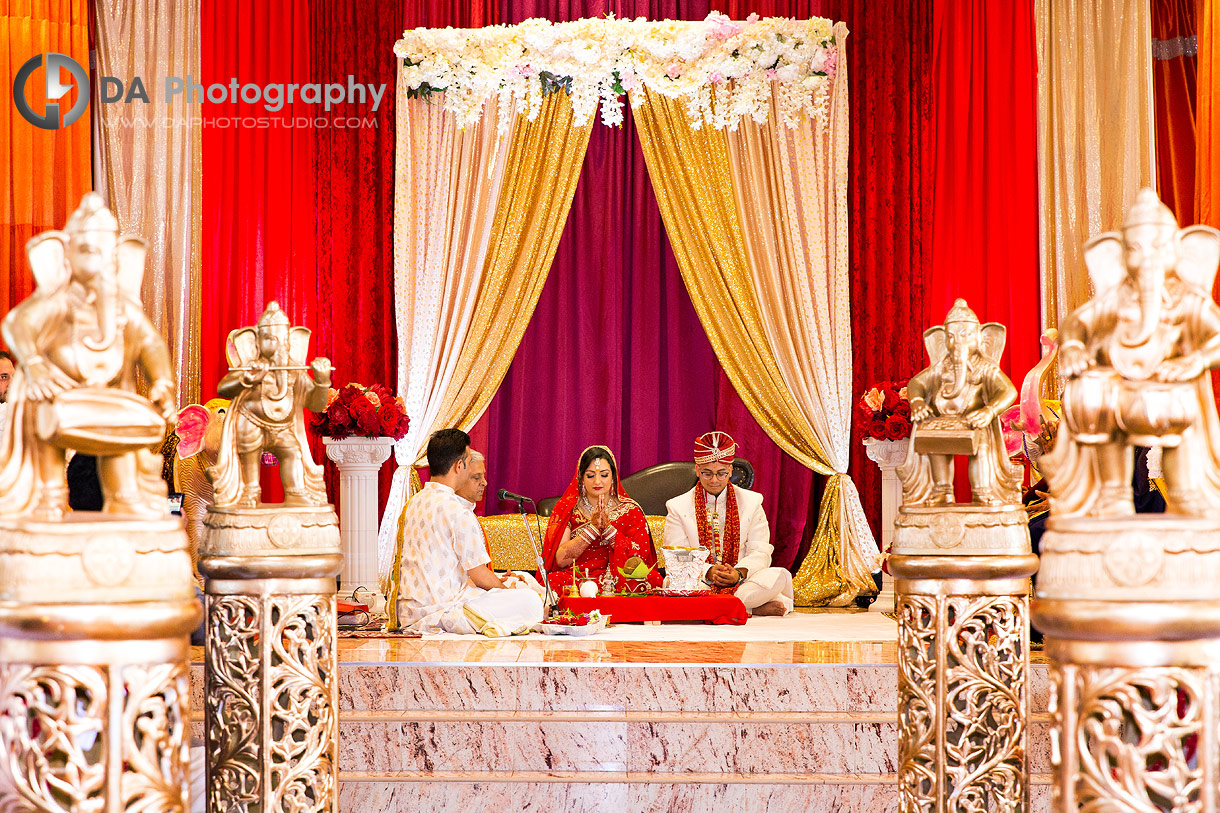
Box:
192;662;1051;714
190;661;1054;790
338;777;1054;812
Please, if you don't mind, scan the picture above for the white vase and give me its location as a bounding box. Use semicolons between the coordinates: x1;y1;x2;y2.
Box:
863;437;909;614
324;436;394;610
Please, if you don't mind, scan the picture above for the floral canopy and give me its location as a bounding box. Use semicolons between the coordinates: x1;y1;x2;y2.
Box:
394;12;840;131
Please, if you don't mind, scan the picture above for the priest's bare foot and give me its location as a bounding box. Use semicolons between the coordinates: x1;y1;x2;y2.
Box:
752;600;787;617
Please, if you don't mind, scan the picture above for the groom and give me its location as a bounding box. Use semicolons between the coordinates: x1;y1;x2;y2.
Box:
664;432;793;616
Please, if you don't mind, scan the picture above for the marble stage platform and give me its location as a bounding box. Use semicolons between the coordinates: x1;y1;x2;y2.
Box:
189;612;1053;811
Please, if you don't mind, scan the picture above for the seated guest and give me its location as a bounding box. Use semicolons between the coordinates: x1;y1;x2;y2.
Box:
544;445;662;594
396;429;543;635
664;432;793;616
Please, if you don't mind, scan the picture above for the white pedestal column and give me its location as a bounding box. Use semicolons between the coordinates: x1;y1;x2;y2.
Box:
324;436;394;608
864;438;907;613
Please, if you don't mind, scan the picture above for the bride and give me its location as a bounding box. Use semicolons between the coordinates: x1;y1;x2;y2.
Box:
543;446;662;594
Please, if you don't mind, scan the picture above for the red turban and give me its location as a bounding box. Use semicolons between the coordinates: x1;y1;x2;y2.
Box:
694;431;736;465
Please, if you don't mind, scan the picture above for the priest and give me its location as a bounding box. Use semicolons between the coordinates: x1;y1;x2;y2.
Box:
664;432;793;616
396;429;543;635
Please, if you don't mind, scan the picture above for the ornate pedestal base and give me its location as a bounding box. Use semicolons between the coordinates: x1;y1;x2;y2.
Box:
1034;516;1220;812
201;506;341;813
892;506;1037;813
0;519;199;812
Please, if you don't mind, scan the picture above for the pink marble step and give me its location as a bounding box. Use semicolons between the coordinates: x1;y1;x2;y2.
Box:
192;661;1050;713
190;658;1053;809
338;778;1055;812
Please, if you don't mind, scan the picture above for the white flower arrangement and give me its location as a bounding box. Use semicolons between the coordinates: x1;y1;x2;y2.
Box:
393;12;840;131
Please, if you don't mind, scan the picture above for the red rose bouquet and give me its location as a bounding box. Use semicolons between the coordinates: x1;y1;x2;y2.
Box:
310;383;410;441
855;379;912;442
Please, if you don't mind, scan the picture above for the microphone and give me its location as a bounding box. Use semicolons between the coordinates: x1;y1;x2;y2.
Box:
497;488;532;504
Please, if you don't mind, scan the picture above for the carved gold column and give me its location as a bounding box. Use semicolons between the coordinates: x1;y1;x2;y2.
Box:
894;298;1036;812
199;514;341;812
1034;519;1220;811
891;508;1037;812
0;519;199;811
1032;189;1220;812
201;302;341;812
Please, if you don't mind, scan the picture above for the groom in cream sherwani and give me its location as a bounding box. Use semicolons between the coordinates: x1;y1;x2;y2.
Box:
664;432;793;616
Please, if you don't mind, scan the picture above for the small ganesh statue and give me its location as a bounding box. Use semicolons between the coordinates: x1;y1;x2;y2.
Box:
1044;188;1220;518
209;301;331;508
0;192;178;518
898;298;1021;508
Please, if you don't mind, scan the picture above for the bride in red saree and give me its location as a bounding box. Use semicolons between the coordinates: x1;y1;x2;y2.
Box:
543;446;662;594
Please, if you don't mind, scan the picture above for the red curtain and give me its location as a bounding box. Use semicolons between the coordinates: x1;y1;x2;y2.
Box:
200;0;316;396
928;0;1040;382
1152;0;1198;223
201;0;417;509
811;0;936;546
307;0;412;511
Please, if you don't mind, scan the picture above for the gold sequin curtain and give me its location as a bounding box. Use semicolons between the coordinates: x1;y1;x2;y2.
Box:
1036;0;1156;333
721;28;881;606
381;92;591;629
432;92;592;435
378;86;516;629
634;88;872;606
633;89;831;473
93;0;203;405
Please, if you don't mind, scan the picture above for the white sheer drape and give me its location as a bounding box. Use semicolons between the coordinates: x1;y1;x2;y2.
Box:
725;26;880;604
376;81;513;597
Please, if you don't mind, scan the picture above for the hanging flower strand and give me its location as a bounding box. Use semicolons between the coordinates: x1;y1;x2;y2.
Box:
393;12;840;131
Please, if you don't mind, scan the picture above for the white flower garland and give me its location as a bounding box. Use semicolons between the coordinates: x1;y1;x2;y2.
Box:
393;12;839;131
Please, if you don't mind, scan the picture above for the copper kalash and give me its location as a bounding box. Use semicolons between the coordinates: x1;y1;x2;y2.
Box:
198;302;341;812
1034;188;1220;811
0;193;198;810
891;299;1036;812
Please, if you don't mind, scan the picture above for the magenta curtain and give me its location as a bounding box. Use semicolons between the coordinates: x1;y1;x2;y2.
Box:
472;93;817;569
469;0;815;569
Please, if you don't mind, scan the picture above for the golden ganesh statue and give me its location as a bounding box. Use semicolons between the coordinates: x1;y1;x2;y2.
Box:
898;298;1021;508
0;192;177;517
210;301;331;508
890;300;1034;813
1045;188;1220;517
198;302;340;812
1031;195;1220;812
0;193;197;811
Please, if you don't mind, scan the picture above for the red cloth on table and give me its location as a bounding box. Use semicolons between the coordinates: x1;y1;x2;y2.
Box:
557;595;748;626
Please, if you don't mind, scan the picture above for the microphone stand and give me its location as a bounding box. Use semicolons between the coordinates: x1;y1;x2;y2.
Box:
509;496;557;612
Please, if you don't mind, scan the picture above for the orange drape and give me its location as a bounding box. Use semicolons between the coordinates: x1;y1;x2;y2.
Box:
0;0;92;319
1199;0;1219;228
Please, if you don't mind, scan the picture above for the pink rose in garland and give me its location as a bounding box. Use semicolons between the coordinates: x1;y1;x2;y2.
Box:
310;383;410;441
